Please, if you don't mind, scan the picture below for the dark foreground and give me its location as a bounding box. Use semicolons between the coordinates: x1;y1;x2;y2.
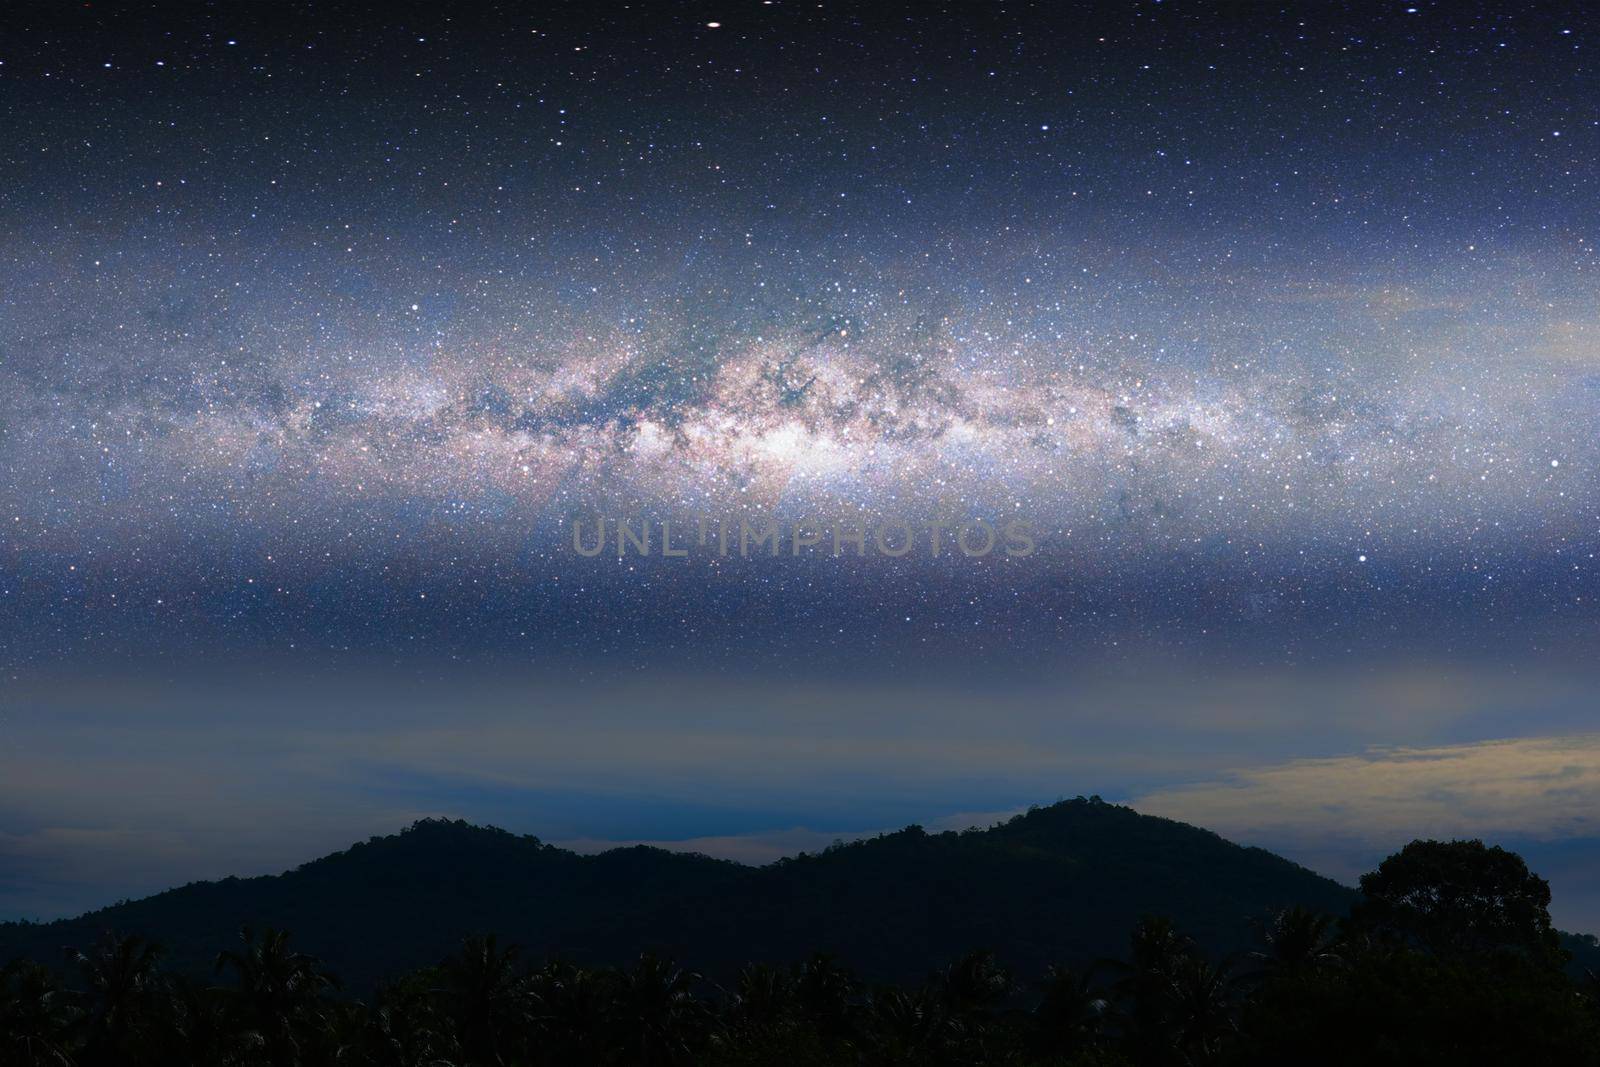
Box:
5;838;1600;1066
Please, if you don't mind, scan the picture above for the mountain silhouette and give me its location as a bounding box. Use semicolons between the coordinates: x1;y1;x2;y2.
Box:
0;799;1371;991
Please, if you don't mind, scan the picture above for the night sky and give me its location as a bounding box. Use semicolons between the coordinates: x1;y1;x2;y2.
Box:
3;3;1600;927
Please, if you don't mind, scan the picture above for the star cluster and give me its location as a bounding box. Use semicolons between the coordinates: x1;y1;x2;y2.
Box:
1;2;1597;675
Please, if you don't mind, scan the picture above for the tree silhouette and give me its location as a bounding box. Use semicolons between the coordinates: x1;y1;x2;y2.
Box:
1354;838;1564;964
215;926;339;1067
612;953;707;1066
1248;906;1340;980
930;949;1011;1019
527;959;616;1064
0;959;78;1067
1;836;1598;1064
1106;916;1243;1065
436;935;531;1066
355;969;458;1067
791;952;859;1044
1034;963;1108;1058
1165;952;1236;1064
165;974;243;1065
71;933;167;1066
864;985;943;1063
726;963;796;1030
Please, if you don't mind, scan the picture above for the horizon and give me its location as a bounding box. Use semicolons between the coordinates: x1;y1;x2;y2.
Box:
7;778;1596;940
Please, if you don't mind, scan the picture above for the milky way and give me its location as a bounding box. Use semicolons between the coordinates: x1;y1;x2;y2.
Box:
2;3;1598;674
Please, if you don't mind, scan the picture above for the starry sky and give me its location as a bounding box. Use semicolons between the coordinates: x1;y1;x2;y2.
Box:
3;2;1600;927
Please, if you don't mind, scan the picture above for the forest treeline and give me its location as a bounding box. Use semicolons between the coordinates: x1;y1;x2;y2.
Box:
4;839;1600;1066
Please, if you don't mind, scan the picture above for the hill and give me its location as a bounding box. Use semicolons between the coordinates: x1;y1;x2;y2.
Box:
0;798;1366;991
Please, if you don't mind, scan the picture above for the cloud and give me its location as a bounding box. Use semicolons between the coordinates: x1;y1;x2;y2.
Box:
4;668;1600;924
1131;735;1600;930
1133;735;1600;844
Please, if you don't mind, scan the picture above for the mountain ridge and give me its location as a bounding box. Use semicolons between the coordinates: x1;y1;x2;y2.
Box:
0;798;1373;991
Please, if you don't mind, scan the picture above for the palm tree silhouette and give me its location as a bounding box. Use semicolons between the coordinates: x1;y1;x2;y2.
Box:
166;973;245;1066
527;959;616;1064
360;968;459;1067
215;926;339;1067
1165;952;1237;1065
726;962;796;1030
1035;963;1108;1058
0;958;79;1067
792;952;859;1044
436;934;532;1067
72;932;166;1065
931;950;1012;1019
865;985;943;1062
1110;916;1240;1066
1249;906;1340;980
613;953;706;1066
